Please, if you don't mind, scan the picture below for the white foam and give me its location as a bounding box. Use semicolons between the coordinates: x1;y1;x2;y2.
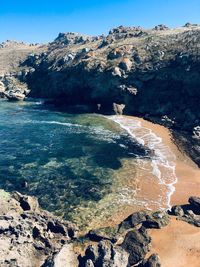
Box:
107;115;178;210
25;120;82;127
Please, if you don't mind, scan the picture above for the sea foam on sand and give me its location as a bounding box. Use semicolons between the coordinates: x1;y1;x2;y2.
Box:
108;115;178;210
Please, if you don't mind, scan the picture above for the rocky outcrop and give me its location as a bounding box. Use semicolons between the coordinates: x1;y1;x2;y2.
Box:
171;196;200;227
113;103;125;115
0;75;30;100
19;24;200;139
80;227;151;267
79;240;129;267
81;210;170;267
0;190;78;267
119;210;170;231
140;253;161;267
121;227;151;266
3;189;200;267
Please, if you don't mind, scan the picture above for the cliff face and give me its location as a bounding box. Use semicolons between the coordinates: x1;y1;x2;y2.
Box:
22;25;200;130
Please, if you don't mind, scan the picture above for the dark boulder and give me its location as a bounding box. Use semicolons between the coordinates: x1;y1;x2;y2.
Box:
119;211;147;232
171;205;185;217
121;227;151;266
142;253;161;267
189;196;200;210
143;211;170;229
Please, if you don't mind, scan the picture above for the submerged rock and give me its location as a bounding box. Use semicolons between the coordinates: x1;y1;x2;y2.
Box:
87;226;119;243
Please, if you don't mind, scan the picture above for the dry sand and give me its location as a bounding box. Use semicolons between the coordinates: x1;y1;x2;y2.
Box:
131;116;200;267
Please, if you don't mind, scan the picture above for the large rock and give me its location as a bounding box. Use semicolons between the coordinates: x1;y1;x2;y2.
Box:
189;196;200;210
0;190;78;267
143;211;170;229
171;197;200;227
4;90;26;101
119;211;148;231
113;103;125;115
171;205;185;217
119;210;170;231
53;32;92;45
141;253;161;267
121;227;151;266
81;240;129;267
47;243;78;267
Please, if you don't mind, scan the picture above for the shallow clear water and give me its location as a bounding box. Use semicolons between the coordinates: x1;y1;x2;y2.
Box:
0;100;150;228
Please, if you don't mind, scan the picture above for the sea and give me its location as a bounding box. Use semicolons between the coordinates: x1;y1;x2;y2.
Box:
0;99;177;230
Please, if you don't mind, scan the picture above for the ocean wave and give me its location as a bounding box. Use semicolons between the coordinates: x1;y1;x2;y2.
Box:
24;120;83;127
107;115;178;210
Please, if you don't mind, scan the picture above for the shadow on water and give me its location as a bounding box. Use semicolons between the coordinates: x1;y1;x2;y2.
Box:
0;100;150;221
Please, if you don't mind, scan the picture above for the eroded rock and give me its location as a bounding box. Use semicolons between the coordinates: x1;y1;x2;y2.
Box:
0;190;78;267
80;240;129;267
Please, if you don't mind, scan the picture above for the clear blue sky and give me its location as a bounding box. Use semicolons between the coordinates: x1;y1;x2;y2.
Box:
0;0;199;43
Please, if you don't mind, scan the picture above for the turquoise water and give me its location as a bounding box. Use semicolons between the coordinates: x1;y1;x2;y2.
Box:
0;100;149;227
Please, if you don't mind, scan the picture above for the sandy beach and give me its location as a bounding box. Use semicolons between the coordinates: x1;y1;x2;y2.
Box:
129;116;200;267
132;116;200;205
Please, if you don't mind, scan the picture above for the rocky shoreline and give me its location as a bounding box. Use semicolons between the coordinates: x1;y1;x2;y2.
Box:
1;188;200;267
1;23;200;266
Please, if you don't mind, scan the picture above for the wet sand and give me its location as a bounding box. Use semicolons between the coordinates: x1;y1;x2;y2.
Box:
129;116;200;267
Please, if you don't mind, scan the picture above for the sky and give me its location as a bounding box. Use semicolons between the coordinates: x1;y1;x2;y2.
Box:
0;0;199;43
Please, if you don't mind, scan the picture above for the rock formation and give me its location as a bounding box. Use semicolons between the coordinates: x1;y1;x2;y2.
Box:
171;196;200;227
1;24;200;266
0;190;78;267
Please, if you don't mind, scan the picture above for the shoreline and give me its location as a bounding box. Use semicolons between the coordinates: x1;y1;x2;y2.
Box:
134;116;200;207
1;112;200;266
113;115;200;208
120;115;200;267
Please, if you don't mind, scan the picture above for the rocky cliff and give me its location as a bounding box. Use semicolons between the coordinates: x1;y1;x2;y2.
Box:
23;25;200;128
1;24;200;162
